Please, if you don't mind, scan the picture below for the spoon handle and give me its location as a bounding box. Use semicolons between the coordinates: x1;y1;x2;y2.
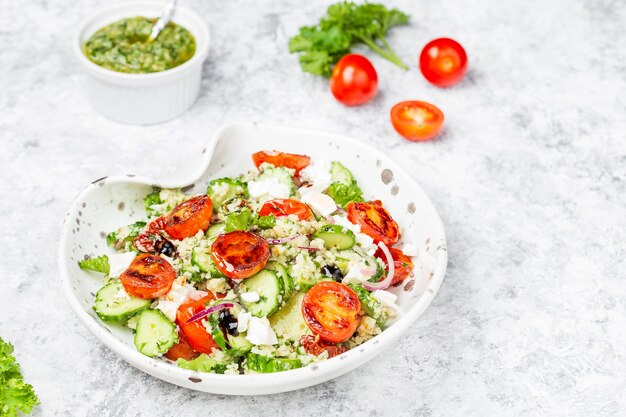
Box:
148;0;179;42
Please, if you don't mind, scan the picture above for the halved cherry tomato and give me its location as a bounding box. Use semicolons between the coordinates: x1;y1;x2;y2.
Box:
375;247;414;286
259;199;313;221
419;38;468;87
330;54;378;106
299;335;348;358
390;101;444;142
252;151;311;176
163;195;213;240
347;200;400;246
165;329;200;361
119;253;176;299
211;231;270;279
302;281;361;343
176;294;220;355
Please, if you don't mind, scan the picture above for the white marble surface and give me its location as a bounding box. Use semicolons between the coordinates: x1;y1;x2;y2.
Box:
1;0;625;415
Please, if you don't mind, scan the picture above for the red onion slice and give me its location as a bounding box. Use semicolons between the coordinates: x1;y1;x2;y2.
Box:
266;234;301;245
362;241;395;291
186;302;234;324
297;246;320;251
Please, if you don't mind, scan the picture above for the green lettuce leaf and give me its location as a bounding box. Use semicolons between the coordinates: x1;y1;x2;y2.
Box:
78;255;110;275
0;337;39;417
326;181;364;208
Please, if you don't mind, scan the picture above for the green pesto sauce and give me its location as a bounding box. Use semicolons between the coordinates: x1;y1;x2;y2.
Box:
83;16;196;74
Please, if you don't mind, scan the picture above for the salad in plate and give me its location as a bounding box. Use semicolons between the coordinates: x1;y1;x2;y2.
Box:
78;151;417;374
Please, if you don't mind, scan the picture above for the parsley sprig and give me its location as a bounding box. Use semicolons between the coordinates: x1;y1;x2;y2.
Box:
289;1;410;77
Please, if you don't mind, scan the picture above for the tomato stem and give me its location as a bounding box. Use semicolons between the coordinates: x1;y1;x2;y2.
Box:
358;36;409;71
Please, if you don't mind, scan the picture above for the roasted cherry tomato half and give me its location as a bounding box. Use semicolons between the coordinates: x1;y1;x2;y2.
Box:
165;329;200;361
299;335;348;358
210;231;270;279
302;281;361;343
259;199;314;221
163;195;213;240
419;38;468;87
390;100;444;142
119;253;176;299
347;200;400;246
330;54;378;106
252;151;311;176
176;294;220;355
375;247;415;286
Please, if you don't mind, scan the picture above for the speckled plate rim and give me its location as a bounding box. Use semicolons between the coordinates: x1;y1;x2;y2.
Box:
58;122;448;395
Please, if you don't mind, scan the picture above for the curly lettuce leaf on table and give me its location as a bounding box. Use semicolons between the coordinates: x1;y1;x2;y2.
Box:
0;338;39;417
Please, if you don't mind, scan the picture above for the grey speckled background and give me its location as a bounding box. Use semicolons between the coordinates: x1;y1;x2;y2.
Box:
1;0;625;415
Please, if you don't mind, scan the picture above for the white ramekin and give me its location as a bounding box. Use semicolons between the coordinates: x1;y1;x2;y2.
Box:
74;2;210;125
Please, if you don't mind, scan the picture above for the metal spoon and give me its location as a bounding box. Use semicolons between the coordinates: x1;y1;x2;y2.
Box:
147;0;178;42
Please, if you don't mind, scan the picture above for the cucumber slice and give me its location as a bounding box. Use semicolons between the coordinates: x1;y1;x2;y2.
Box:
94;281;150;322
134;309;178;357
257;167;295;196
330;161;356;185
177;354;229;374
246;352;302;373
348;284;386;328
269;292;309;342
207;178;248;211
265;261;295;300
206;222;225;238
208;315;253;357
314;224;355;250
239;270;284;318
191;245;225;278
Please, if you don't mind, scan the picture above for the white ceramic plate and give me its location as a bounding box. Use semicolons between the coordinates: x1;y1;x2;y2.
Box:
59;123;448;395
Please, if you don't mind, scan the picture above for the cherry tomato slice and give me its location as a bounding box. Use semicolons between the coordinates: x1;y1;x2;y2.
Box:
163;195;213;240
390;100;444;142
210;231;270;279
419;38;468;87
176;294;220;355
252;151;311;176
330;54;378;106
375;247;414;286
302;281;361;343
119;254;176;299
259;199;313;221
347;200;400;246
165;329;200;361
299;335;348;358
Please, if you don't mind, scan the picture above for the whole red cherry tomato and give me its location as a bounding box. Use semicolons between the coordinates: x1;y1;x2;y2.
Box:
419;38;468;87
330;54;378;106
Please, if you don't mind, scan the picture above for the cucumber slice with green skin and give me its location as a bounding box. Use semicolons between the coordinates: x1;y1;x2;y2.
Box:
314;224;355;250
206;222;225;238
94;281;151;322
269;292;309;342
330;161;356;185
246;353;302;373
348;284;386;328
191;246;225;278
208;315;253;357
134;309;178;357
256;167;296;196
239;270;284;318
265;261;295;300
207;178;248;212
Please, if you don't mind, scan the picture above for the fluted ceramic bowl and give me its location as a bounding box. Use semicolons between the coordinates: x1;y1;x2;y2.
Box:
59;123;447;395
